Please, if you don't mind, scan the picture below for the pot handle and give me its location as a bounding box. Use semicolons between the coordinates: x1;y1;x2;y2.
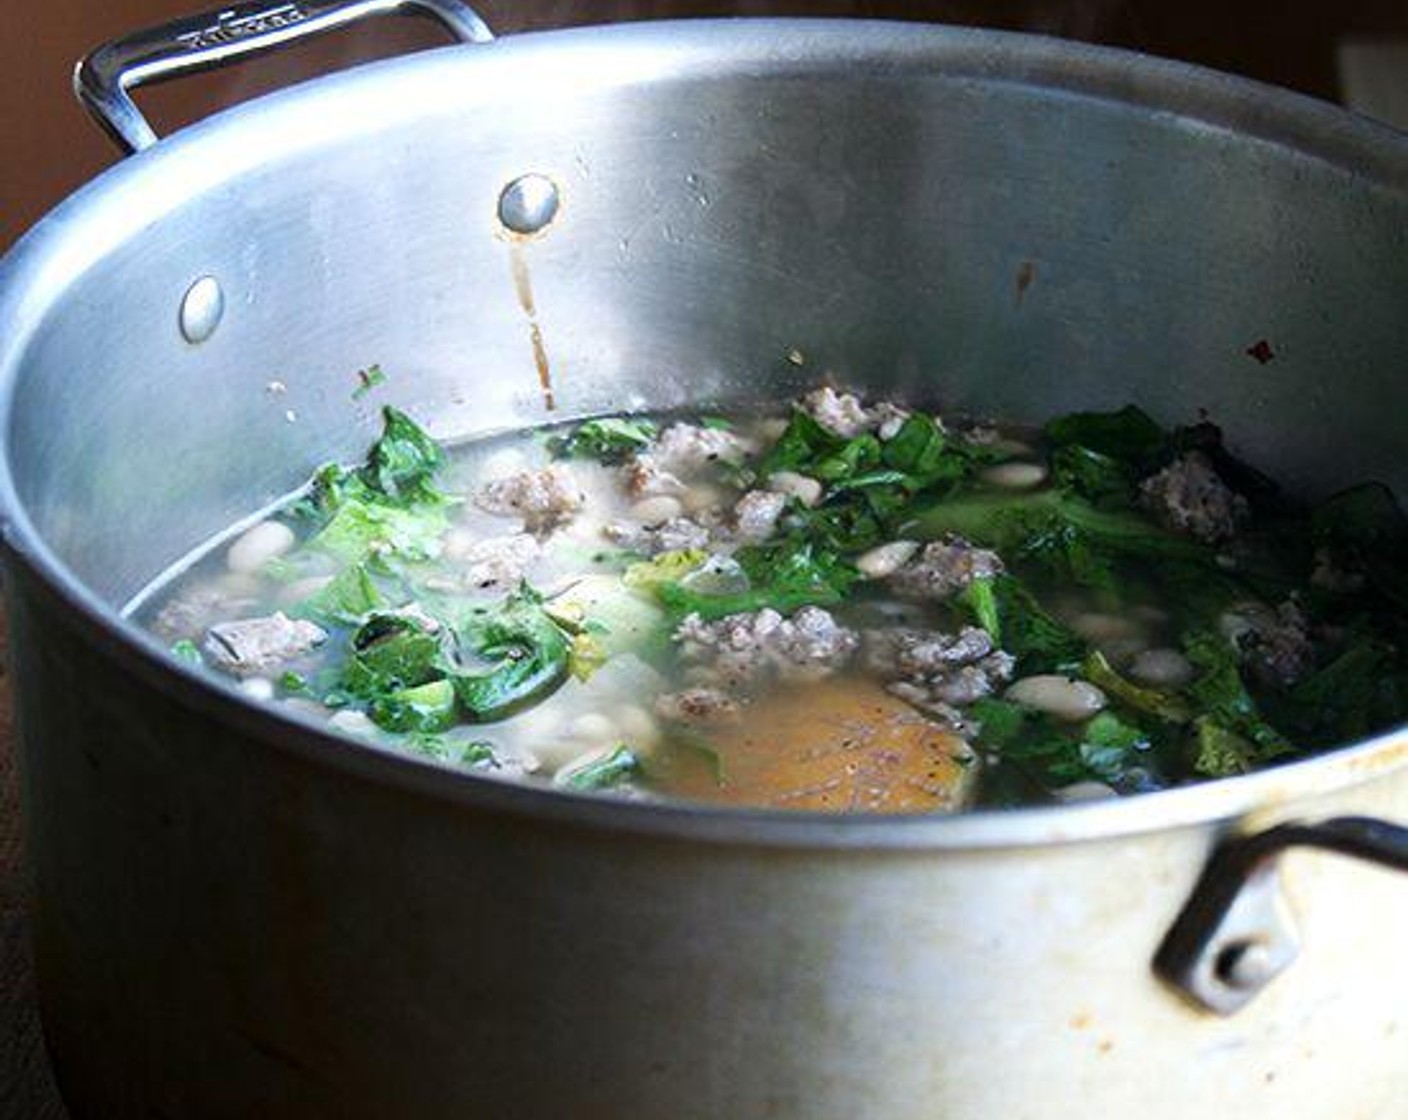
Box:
1154;815;1408;1016
74;0;495;155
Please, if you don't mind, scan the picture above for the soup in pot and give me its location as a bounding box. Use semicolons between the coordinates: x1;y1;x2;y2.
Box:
137;384;1408;811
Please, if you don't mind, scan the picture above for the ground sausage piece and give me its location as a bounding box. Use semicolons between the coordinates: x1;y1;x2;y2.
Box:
651;423;754;473
865;625;1016;712
1140;452;1249;543
475;465;584;532
204;613;327;678
887;538;1005;601
153;583;259;640
675;606;859;687
604;516;712;556
460;533;541;591
654;687;743;724
623;454;687;499
873;403;912;441
1224;600;1314;688
732;490;788;543
801;387;875;438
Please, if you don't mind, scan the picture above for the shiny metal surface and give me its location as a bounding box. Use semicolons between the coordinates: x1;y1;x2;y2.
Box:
178;274;224;343
75;0;494;153
2;18;1408;1119
497;172;562;235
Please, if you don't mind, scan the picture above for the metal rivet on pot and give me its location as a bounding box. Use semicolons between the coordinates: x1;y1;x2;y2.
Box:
179;276;224;344
1214;940;1280;991
498;174;561;235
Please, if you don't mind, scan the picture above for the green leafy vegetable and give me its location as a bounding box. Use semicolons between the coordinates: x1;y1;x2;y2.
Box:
370;679;458;734
344;613;447;698
359;406;445;504
1267;640;1408;747
1044;405;1168;472
653;538;858;620
291;562;384;625
550;417;658;464
557;745;640;790
352;363;387;400
1082;651;1192;724
452;589;572;720
170;639;202;666
958;575;1086;675
1182;630;1293;765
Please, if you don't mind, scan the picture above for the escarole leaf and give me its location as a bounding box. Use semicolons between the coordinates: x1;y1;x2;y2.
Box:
556;745;641;791
452;588;571;720
292;407;452;565
1181;630;1294;773
550;417;658;464
337;588;572;730
290;562;385;625
958;575;1086;675
1044;405;1168;472
652;538;859;621
359;406;446;503
1082;651;1192;724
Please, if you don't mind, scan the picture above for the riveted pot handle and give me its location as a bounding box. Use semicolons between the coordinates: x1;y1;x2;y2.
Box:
1154;816;1408;1016
74;0;495;155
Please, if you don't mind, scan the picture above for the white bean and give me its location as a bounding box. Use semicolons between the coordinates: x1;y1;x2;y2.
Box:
1005;675;1107;721
1101;636;1149;666
280;575;334;606
681;484;726;516
767;471;824;508
1054;781;1119;803
855;540;920;579
226;521;296;574
628;496;684;525
980;461;1049;490
1070;612;1144;644
238;677;275;702
1129;648;1196;690
568;712;619;746
612;704;662;749
442;527;479;561
281;697;327;720
328;709;378;737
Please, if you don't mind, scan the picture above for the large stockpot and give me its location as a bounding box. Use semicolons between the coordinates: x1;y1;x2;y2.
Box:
3;3;1408;1117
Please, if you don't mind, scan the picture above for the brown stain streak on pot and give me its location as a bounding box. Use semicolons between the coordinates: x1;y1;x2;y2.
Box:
506;242;555;411
1015;259;1036;303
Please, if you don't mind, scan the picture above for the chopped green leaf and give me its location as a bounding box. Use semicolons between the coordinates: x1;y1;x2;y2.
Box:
1044;405;1168;471
291;562;384;625
452;589;571;720
1182;630;1293;762
170;639;202;667
352;363;387;400
654;538;858;620
1082;651;1192;724
960;575;1086;675
370;678;458;734
550;417;657;464
557;745;640;790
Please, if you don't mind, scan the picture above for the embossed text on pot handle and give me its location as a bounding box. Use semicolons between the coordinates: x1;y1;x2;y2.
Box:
74;0;495;155
1154;816;1408;1016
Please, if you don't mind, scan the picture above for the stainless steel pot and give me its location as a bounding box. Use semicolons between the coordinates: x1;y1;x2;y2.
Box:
3;3;1408;1117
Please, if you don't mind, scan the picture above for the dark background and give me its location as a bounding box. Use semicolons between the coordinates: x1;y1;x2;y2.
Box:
4;0;1408;249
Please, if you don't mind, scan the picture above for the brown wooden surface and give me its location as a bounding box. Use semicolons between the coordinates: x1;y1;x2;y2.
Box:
3;2;1407;1116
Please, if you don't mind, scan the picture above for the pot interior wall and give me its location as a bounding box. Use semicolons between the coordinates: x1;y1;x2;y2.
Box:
5;25;1407;605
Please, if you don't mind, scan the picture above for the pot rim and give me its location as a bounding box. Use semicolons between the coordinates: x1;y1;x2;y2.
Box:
2;18;1406;851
